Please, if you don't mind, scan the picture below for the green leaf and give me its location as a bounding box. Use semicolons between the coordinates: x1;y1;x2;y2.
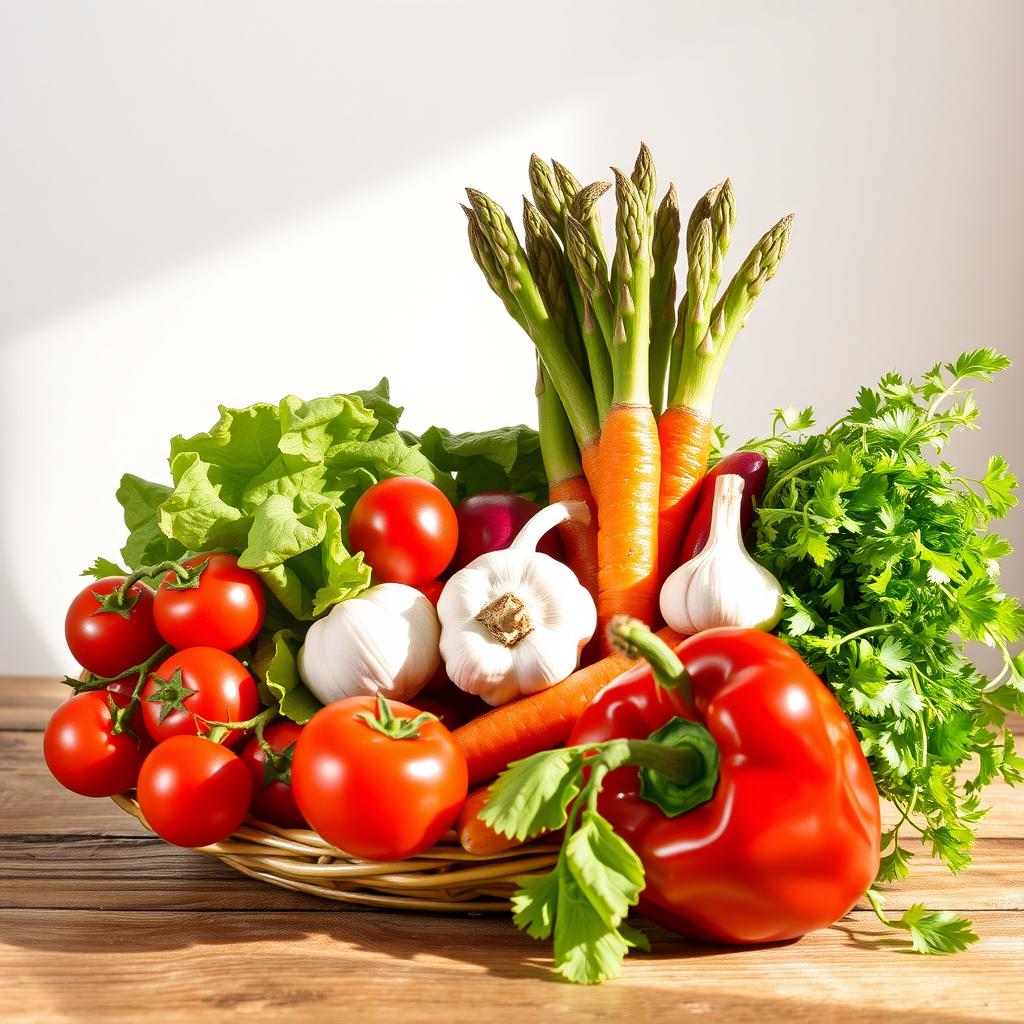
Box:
116;474;186;569
417;424;547;503
511;869;559;940
945;348;1011;383
553;870;633;985
160;452;250;551
480;748;583;841
977;455;1018;518
251;628;321;724
895;905;979;955
82;556;128;579
876;843;914;883
564;810;645;929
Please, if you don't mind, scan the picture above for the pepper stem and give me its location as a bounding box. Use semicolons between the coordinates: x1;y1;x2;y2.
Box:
606;616;693;707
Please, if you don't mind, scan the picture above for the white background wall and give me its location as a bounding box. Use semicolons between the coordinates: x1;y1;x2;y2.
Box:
2;0;1021;675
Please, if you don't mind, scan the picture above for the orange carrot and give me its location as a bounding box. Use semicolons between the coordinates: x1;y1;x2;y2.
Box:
537;363;599;600
456;785;544;854
452;625;681;785
548;474;599;601
596;404;661;649
580;440;602;501
656;405;715;578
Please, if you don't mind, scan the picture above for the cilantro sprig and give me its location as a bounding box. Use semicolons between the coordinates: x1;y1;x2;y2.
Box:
747;349;1020;945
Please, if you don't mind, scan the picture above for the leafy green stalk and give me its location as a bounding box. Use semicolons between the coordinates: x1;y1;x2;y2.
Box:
649;184;680;416
670;213;793;414
466;188;601;449
609;165;653;405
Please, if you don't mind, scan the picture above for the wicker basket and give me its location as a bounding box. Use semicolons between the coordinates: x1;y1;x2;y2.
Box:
111;793;559;912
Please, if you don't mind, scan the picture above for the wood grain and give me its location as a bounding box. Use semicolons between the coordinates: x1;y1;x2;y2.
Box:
2;675;1022;1024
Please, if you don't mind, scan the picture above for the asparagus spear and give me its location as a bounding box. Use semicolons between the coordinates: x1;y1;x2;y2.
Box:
649;183;680;415
465;187;600;452
609;167;652;404
570;179;611;263
565;211;616;350
552;160;582;209
528;155;566;238
669;214;793;413
706;179;735;317
463;205;528;330
630;142;657;225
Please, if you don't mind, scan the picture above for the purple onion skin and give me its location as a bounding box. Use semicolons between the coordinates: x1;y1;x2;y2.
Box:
449;492;564;573
677;451;769;564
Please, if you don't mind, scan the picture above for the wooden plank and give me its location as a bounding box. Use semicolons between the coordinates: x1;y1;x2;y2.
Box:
1;908;1020;1024
0;676;67;730
2;833;1021;914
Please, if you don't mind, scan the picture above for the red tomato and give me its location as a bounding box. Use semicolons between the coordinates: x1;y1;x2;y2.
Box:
65;577;163;679
43;691;151;797
450;492;563;572
240;722;307;829
153;553;265;652
348;478;458;586
291;696;468;860
141;647;259;748
136;736;252;847
416;579;445;606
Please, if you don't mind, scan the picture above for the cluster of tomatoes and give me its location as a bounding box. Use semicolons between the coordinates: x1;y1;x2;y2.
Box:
45;476;546;858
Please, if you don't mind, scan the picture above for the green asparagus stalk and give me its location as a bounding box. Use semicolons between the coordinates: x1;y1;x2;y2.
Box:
705;179;735;317
669;214;794;414
649;183;680;415
570;179;611;263
535;358;585;492
466;187;601;451
630;142;657;224
565;211;616;350
528;155;566;238
552;160;581;209
686;182;722;249
609;167;653;404
463;205;528;330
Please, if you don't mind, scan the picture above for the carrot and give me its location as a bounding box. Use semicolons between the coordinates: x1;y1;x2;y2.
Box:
548;474;599;601
456;784;548;854
593;161;662;650
656;405;715;579
537;362;599;600
452;625;681;785
596;403;660;649
659;192;794;580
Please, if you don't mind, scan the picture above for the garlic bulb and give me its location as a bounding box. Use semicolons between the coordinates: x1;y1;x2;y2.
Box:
438;501;597;706
298;583;440;704
660;474;783;635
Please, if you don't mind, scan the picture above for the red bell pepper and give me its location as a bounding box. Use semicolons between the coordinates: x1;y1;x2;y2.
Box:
569;621;881;946
480;618;880;984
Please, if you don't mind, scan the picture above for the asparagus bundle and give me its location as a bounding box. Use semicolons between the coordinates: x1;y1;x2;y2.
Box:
463;145;793;640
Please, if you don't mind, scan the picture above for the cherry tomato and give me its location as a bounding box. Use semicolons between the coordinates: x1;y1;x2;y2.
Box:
136;735;252;847
450;492;563;572
416;579;445;606
240;722;307;829
141;647;259;748
65;577;163;679
348;478;458;586
292;696;468;860
153;553;265;652
43;690;151;797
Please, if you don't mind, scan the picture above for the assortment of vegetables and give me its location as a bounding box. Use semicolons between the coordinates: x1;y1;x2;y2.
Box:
44;143;1021;988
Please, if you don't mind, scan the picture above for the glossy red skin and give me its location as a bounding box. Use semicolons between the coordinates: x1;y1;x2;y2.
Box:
65;578;163;679
569;628;881;946
450;492;563;572
241;722;308;829
154;554;265;652
292;696;469;860
678;451;769;563
137;736;253;847
348;477;458;586
43;691;151;797
416;579;446;606
141;647;260;748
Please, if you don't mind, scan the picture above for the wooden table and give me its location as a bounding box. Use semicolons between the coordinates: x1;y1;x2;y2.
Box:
2;677;1021;1023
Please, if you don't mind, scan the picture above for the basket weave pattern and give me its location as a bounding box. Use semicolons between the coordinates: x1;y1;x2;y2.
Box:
112;794;558;912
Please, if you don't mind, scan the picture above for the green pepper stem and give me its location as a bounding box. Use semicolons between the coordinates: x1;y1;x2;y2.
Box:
606;616;693;707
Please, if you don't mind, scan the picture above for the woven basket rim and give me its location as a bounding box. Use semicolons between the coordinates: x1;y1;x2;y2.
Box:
112;792;558;913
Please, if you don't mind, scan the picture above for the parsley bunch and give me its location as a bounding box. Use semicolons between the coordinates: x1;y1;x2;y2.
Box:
748;349;1023;883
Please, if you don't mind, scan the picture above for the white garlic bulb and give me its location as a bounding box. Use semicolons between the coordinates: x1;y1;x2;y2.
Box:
659;474;783;635
438;501;597;706
297;583;440;704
